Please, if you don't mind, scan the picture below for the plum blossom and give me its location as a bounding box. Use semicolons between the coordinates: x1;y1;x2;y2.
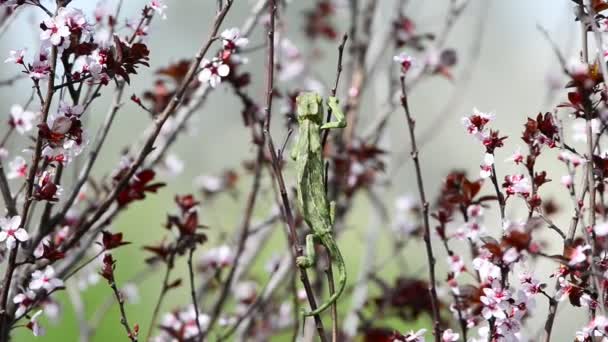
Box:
397;329;426;342
199;57;230;88
29;266;64;292
561;174;573;188
29;52;51;80
575;316;608;341
568;244;590;266
200;245;234;270
441;329;459;342
27;310;45;337
160;154;184;177
567;58;589;77
13;290;36;318
455;205;486;241
448;255;465;276
4;48;25;64
461;108;494;140
221;28;249;50
0;216;28;250
505;147;524;165
150;0;168;20
503;174;531;197
155;305;209;341
393;195;418;236
7;156;27;179
519;272;542;296
278;38;305;81
393;52;414;73
58;7;91;35
480;294;507;320
479;153;494;179
57;101;84;118
40;15;71;46
472;253;501;282
558;150;585;167
9;104;36;134
595;221;608;237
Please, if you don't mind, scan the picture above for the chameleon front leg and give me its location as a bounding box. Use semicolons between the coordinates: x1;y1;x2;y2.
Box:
296;233;316;268
320;96;346;130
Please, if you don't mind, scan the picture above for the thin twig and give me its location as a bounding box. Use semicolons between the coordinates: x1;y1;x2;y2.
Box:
325;264;338;342
262;1;327;340
399;75;441;342
109;277;137;341
187;248;203;341
321;33;348;148
145;252;175;341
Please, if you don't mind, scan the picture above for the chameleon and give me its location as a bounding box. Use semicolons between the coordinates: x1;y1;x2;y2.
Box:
291;92;347;317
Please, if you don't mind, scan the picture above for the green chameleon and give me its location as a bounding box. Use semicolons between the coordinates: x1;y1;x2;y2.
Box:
291;92;347;317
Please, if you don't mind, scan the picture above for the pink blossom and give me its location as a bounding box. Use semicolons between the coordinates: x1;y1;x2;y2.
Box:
467;204;484;219
4;48;25;64
441;329;460;342
448;255;465;276
199;245;234;270
58;7;90;34
595;221;608;237
0;216;28;250
40;15;71;46
393;52;414;73
461;108;494;140
479;153;494;179
9;104;36;134
58;101;84;118
560;174;573;188
7;156;27;179
199;57;230;88
278;38;305;81
150;0;168;20
568;244;590;266
505;147;524;165
519;272;542;296
558;151;585;167
13;290;36;318
156;305;209;341
503;174;531;197
29;52;51;80
472;254;501;282
29;266;64;292
26;310;45;337
221;28;249;50
401;329;426;342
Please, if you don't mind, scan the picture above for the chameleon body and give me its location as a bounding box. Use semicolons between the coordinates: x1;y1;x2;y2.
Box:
291;92;347;317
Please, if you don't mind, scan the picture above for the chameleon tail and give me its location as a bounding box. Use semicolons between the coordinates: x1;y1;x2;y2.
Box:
302;243;347;317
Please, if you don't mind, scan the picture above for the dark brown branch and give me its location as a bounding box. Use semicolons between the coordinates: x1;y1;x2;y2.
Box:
0;44;58;340
108;271;137;341
145;252;175;341
187;248;203;341
399;76;441;342
262;1;327;340
325;264;338;342
322;33;348;148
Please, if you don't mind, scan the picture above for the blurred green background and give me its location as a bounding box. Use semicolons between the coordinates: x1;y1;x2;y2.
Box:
0;0;593;340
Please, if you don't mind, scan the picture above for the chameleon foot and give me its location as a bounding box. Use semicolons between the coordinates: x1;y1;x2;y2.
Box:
296;256;313;268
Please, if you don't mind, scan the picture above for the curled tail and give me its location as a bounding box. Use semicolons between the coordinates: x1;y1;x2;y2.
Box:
302;241;347;317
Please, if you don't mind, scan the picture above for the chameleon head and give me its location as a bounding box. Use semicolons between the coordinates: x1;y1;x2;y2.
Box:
296;92;324;123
